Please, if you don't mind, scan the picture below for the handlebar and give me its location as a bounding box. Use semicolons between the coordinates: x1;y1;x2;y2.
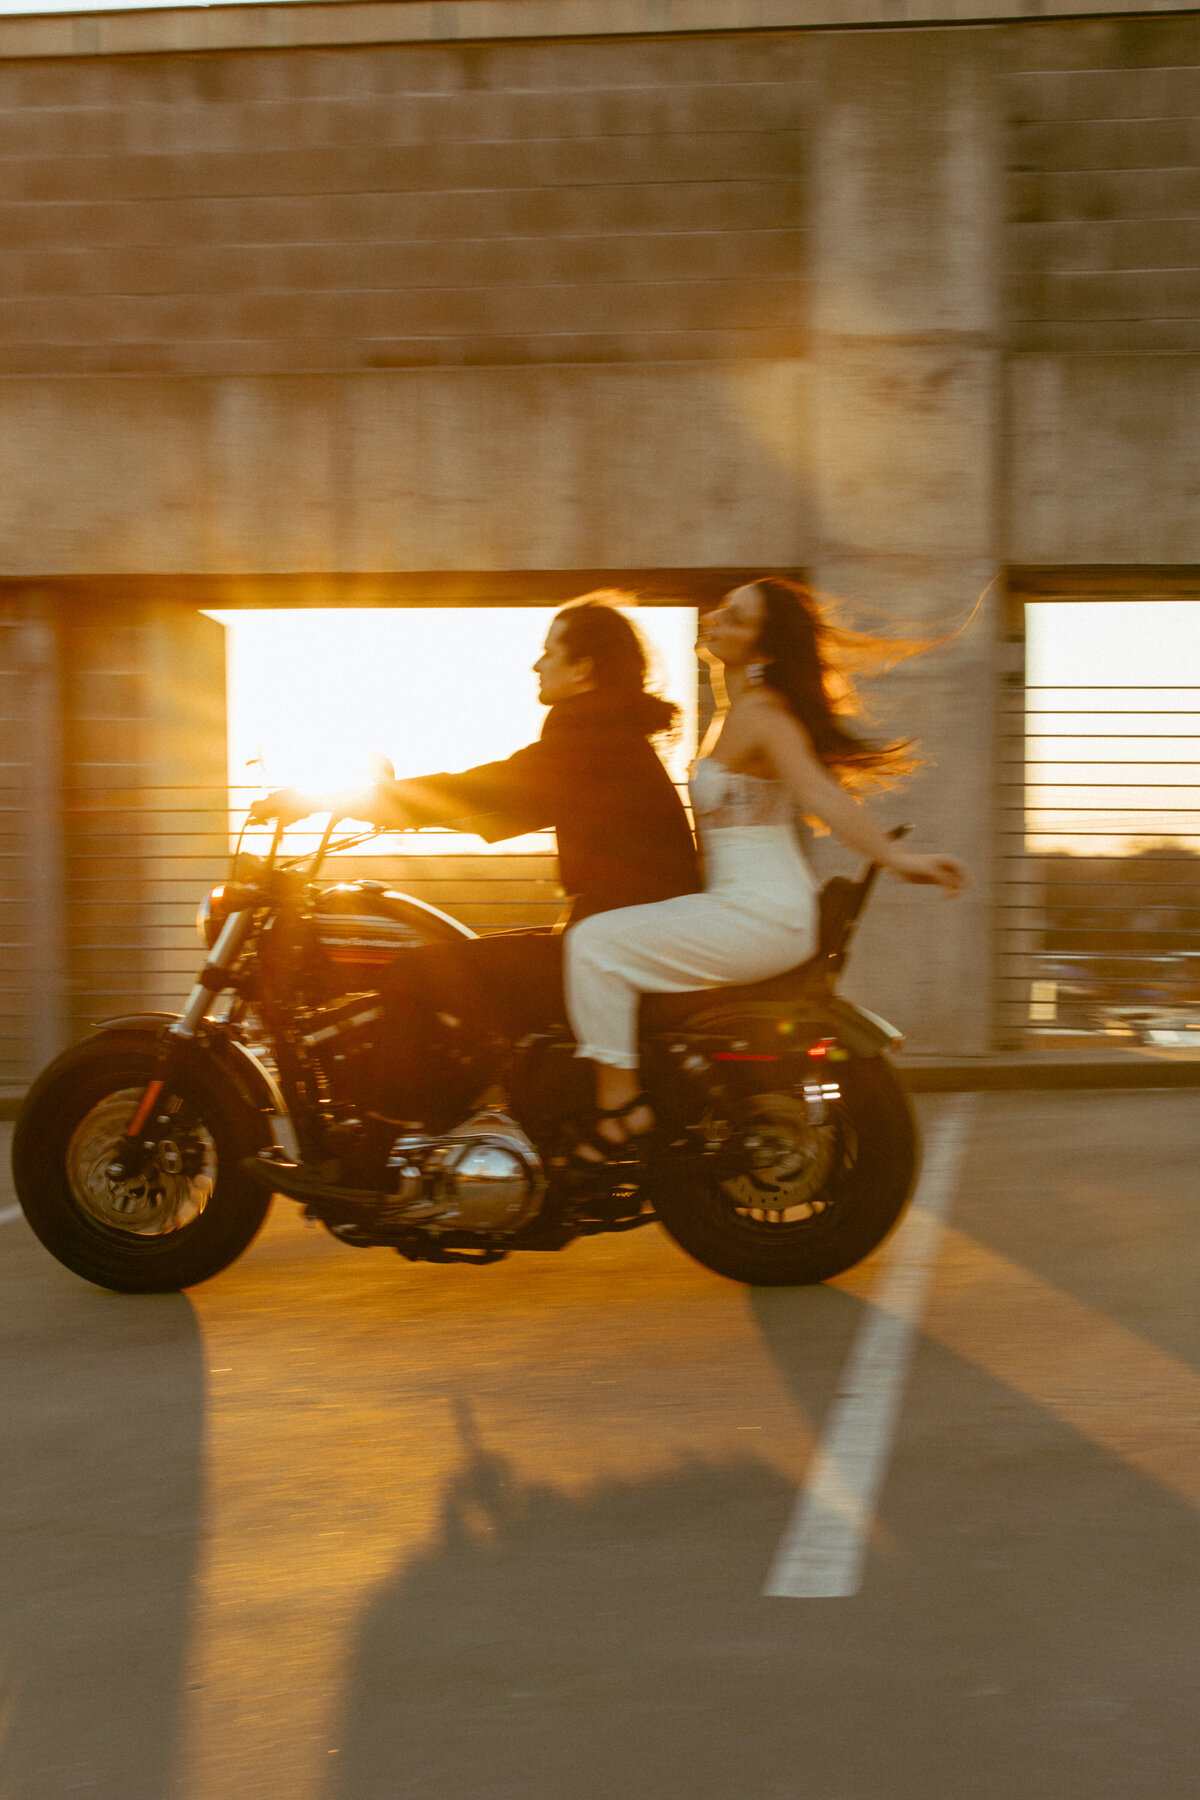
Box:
234;806;388;888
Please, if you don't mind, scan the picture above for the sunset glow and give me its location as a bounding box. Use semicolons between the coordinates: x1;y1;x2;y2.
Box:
206;606;699;853
1026;601;1200;855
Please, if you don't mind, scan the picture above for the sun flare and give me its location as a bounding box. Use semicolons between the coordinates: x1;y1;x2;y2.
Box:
205;606;699;853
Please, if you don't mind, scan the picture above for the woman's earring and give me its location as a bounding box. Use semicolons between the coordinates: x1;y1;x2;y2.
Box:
746;661;766;687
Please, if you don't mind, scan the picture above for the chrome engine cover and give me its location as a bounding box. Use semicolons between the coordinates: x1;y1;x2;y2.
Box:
386;1108;545;1232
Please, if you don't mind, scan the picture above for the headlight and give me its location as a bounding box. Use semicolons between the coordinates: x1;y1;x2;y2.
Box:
196;882;260;947
197;885;232;948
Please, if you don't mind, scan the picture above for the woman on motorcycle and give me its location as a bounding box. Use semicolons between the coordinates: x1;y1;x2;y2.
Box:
565;577;968;1165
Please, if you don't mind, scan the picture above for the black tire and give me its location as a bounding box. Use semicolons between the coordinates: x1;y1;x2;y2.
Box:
650;1055;918;1286
12;1032;274;1293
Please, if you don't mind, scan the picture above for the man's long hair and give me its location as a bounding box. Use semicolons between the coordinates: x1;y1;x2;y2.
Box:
554;593;678;736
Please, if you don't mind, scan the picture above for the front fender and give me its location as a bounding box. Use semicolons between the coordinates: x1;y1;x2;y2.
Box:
95;1012;287;1118
659;993;903;1059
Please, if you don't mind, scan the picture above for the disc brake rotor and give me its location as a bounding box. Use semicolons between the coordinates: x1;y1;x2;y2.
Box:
66;1089;216;1238
718;1092;841;1223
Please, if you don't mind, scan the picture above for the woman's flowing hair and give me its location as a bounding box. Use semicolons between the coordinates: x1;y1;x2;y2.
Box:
751;576;929;791
554;592;679;737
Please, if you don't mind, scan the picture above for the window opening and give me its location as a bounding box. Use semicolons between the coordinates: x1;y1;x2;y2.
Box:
206;606;698;855
999;599;1200;1051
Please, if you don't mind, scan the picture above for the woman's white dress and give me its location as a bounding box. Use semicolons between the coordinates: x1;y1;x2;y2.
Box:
565;756;819;1070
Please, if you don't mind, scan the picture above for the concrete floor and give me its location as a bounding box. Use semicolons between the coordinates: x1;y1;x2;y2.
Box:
1;1091;1198;1800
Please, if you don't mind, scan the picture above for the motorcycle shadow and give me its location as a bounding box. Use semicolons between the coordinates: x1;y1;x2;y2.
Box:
321;1310;929;1800
0;1259;203;1800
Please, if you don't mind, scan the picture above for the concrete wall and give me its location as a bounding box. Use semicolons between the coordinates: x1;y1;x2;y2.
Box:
1006;16;1200;564
0;34;810;377
0;367;814;575
0;30;816;575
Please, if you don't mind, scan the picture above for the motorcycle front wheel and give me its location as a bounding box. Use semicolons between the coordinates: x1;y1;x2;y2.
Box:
12;1032;273;1293
649;1055;918;1286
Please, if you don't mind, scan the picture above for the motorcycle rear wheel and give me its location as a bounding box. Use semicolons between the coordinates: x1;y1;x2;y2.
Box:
12;1033;273;1293
650;1055;917;1286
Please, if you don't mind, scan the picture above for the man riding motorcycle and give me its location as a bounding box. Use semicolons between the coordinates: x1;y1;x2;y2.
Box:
251;595;698;1187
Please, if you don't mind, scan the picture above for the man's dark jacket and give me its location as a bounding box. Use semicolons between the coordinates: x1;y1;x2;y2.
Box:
383;689;700;921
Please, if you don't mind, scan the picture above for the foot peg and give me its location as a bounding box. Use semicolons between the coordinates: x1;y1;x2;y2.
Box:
243;1146;387;1205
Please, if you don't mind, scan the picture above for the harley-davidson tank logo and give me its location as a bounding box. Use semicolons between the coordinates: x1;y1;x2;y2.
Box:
316;912;424;965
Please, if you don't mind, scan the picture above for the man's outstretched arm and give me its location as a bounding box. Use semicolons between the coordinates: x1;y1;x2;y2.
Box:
249;740;559;838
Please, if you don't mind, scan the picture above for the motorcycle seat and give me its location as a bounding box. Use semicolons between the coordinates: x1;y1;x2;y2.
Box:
639;953;827;1033
638;874;855;1032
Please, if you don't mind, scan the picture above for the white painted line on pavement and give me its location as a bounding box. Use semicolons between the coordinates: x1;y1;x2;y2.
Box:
0;1204;24;1225
762;1092;979;1600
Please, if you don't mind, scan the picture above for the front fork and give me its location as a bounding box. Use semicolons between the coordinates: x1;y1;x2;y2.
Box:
104;911;253;1185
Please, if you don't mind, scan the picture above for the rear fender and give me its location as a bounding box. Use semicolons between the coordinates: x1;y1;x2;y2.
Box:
653;994;903;1061
95;1011;287;1119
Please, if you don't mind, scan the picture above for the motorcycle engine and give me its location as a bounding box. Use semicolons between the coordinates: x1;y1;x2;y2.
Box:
291;989;386;1106
294;985;478;1131
384;1108;545;1233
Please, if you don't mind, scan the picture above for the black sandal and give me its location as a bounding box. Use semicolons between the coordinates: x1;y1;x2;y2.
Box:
569;1092;655;1169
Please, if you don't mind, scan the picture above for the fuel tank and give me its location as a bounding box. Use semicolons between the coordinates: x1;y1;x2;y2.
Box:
313;881;475;974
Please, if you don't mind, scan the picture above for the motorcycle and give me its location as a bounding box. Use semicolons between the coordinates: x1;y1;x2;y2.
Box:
12;811;918;1293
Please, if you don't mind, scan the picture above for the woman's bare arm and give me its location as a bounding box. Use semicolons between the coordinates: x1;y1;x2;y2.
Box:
750;703;968;893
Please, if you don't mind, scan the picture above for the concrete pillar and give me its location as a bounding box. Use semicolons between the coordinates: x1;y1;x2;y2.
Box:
10;602;69;1079
55;599;228;1037
809;27;1002;1053
140;606;229;1013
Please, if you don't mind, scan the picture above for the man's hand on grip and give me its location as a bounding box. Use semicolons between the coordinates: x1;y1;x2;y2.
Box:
248;787;313;827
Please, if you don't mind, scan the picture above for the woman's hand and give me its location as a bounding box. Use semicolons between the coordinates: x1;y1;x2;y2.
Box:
887;850;968;894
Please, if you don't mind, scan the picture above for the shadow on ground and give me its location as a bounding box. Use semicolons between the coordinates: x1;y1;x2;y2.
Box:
0;1265;203;1800
324;1399;807;1800
323;1291;1200;1800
